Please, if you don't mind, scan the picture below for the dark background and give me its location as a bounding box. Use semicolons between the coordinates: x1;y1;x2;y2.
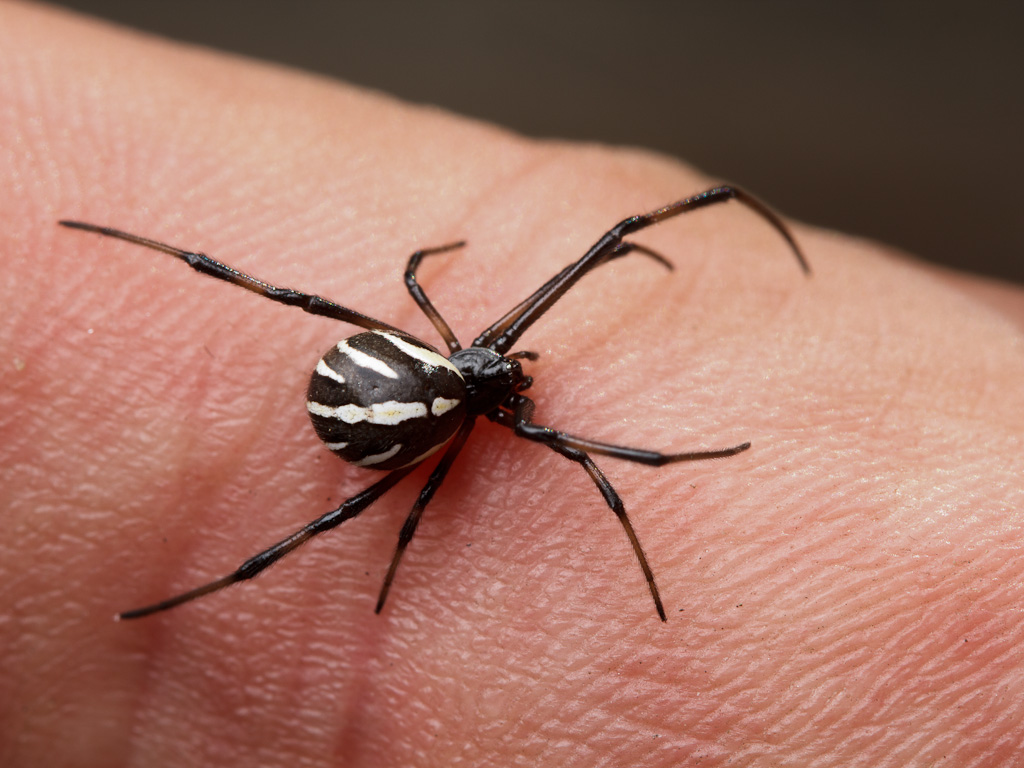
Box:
52;1;1024;284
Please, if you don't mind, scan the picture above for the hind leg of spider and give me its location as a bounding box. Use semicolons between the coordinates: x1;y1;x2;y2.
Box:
489;395;751;467
117;465;417;620
375;418;476;613
58;220;400;333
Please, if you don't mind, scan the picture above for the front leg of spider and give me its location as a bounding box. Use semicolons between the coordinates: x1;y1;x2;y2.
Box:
59;183;807;622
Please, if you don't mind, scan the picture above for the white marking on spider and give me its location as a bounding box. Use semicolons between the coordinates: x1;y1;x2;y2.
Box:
316;358;346;384
337;339;398;379
306;400;428;425
401;440;450;467
431;397;461;417
353;444;402;467
376;331;462;377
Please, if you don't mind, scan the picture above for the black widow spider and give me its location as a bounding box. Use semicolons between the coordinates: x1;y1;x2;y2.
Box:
60;185;809;622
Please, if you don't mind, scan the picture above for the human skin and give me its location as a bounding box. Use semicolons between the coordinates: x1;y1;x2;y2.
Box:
2;4;1023;767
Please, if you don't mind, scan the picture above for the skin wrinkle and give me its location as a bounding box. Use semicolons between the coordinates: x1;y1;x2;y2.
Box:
3;4;1024;767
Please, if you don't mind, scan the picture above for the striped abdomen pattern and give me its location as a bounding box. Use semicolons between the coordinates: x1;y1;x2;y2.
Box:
306;330;467;471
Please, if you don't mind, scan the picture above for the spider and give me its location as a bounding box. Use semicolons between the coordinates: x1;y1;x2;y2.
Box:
60;185;809;622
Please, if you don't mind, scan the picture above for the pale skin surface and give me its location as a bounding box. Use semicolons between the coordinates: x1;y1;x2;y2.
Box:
2;4;1024;767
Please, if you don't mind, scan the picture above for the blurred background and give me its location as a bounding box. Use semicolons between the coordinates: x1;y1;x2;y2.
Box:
52;1;1023;284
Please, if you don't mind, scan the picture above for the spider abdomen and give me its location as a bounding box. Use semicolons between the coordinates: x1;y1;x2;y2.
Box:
306;330;467;471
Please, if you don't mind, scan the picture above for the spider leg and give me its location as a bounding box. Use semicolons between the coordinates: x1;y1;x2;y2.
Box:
404;241;467;354
375;417;477;613
58;221;401;334
117;465;417;620
482;240;673;344
475;185;809;354
554;442;667;621
513;241;674;313
491;395;679;621
508;350;540;361
403;237;668;356
488;397;751;466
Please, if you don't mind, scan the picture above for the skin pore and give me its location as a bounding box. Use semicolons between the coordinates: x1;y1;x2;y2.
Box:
2;4;1023;766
